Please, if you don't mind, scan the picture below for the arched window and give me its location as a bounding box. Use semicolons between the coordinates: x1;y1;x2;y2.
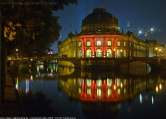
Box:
117;41;121;46
116;49;121;57
78;41;82;47
86;41;91;46
116;49;126;57
86;49;91;57
96;40;102;46
106;49;112;57
96;49;102;57
107;40;112;46
78;50;82;57
124;50;127;57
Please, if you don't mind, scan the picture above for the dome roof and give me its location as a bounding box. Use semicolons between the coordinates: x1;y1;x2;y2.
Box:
81;8;120;34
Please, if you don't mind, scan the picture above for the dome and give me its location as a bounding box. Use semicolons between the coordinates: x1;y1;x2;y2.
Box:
81;8;120;34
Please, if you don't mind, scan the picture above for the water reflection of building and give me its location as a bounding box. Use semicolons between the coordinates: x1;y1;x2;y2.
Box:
14;72;166;103
58;8;164;59
59;74;166;103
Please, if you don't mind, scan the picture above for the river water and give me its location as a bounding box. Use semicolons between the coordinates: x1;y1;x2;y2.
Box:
13;65;166;119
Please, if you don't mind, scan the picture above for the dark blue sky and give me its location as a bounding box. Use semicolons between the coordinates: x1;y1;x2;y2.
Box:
52;0;166;51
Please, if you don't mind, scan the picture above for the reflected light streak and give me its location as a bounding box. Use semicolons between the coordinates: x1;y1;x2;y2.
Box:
152;96;154;104
159;84;162;90
113;84;117;90
15;77;19;90
26;80;29;94
139;94;143;104
156;86;159;93
120;82;123;88
30;75;33;80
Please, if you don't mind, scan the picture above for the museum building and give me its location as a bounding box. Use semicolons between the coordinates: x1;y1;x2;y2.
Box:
58;8;159;58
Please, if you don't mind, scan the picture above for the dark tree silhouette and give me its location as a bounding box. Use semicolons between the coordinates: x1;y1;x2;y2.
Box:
0;0;77;56
0;0;77;102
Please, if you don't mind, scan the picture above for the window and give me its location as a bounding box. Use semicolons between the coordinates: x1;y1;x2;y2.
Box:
86;79;91;87
107;40;112;46
124;50;127;57
97;80;102;87
87;88;91;95
117;41;120;46
86;41;91;46
124;41;126;46
96;40;102;46
78;41;82;46
107;78;112;87
86;49;91;57
96;49;102;57
118;89;121;95
78;50;82;57
116;49;121;57
107;89;112;96
117;78;121;87
78;79;82;86
106;49;112;57
116;49;126;57
129;42;132;46
97;88;102;97
78;88;81;94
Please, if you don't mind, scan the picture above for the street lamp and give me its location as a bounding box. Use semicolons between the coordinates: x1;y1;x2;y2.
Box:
158;48;162;52
150;27;154;32
137;27;156;58
15;48;19;59
155;47;162;57
15;48;19;52
137;27;155;39
155;47;158;57
138;30;143;35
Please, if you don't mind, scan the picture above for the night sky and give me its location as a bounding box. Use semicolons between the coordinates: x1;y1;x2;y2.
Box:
52;0;166;51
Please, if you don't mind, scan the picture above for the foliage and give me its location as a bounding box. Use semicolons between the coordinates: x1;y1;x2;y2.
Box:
0;0;77;56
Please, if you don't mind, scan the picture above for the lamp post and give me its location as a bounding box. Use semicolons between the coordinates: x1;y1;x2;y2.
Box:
137;27;155;39
155;47;162;57
137;27;156;58
155;47;158;57
15;48;19;59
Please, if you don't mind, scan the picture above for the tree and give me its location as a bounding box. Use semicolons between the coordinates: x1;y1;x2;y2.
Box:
0;0;77;56
0;0;77;102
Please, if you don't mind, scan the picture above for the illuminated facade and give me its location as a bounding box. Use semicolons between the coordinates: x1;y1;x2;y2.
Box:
78;34;146;58
58;8;161;58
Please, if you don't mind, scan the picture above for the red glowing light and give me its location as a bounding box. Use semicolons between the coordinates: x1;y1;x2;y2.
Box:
79;35;118;58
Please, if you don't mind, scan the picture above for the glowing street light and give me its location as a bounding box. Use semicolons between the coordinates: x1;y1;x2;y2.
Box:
158;48;162;52
151;96;154;104
155;47;158;50
138;30;143;35
155;47;162;57
159;83;162;90
150;27;154;32
15;48;19;52
137;27;156;39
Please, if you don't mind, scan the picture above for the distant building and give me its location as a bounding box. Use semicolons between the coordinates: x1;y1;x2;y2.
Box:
58;8;163;58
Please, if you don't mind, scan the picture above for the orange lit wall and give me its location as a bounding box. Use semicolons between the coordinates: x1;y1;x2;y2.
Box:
79;35;118;58
80;79;127;102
